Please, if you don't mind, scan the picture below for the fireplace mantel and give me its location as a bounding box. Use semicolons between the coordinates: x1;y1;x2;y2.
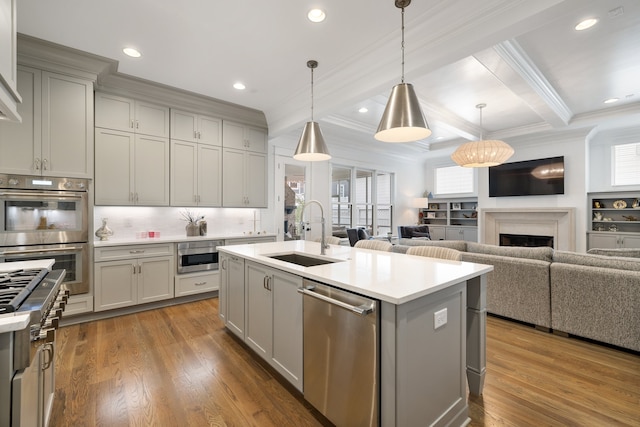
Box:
480;208;575;251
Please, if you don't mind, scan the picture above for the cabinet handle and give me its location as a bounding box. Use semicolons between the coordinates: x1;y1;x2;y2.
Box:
135;193;139;203
138;265;142;274
41;343;54;370
42;159;48;170
130;250;145;254
136;120;140;129
194;130;197;139
133;264;136;274
221;259;227;270
195;281;207;286
263;276;267;289
130;119;134;129
34;157;41;171
197;131;201;139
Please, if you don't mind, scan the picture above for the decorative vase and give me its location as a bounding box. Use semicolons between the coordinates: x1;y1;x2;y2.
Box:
95;218;114;241
186;222;199;236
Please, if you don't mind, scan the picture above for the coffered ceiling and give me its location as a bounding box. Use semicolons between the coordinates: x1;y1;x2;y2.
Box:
16;0;640;161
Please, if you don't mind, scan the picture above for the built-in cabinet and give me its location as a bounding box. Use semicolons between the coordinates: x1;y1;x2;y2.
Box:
222;148;267;207
0;0;20;121
95;93;169;138
422;198;478;242
0;66;94;178
219;252;245;338
223;121;267;153
170;109;222;206
94;243;174;311
588;192;640;249
94;93;170;206
244;261;303;391
94;129;170;205
175;270;219;297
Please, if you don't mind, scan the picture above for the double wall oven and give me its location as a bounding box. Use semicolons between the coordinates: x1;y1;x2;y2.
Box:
0;174;89;296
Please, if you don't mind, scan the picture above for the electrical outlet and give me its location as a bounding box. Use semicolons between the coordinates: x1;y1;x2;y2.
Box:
434;308;447;330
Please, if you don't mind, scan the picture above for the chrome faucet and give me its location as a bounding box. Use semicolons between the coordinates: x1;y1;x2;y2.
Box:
300;200;328;255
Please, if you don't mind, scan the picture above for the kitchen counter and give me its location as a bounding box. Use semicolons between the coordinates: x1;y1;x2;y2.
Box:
0;259;55;333
93;233;276;247
218;240;492;305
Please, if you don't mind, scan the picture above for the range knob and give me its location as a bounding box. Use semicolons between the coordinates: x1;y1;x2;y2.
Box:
8;178;19;186
63;181;73;189
76;182;86;190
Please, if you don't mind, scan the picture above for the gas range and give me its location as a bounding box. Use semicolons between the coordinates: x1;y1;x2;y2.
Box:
0;265;68;427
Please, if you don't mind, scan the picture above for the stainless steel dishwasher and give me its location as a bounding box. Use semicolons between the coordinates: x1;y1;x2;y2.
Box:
299;279;379;427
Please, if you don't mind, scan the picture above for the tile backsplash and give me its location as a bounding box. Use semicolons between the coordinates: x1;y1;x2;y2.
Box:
93;206;268;240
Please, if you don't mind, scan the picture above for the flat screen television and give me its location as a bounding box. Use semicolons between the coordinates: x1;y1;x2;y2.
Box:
489;156;564;197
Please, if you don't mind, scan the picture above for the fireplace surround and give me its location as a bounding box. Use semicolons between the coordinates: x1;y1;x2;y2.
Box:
481;208;575;251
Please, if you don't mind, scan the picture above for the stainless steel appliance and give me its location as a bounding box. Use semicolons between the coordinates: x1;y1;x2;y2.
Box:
176;240;224;274
0;267;68;427
0;174;89;296
299;279;380;427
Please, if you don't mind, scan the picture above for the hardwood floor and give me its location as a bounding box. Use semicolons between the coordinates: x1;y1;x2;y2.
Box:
51;298;640;427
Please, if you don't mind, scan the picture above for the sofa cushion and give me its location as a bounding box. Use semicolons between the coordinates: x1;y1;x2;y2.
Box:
466;242;553;262
553;251;640;272
587;248;640;258
397;238;467;252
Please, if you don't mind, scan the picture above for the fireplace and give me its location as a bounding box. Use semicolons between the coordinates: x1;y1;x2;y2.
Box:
500;233;554;247
481;208;575;251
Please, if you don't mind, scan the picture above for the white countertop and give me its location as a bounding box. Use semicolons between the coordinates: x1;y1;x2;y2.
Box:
93;233;277;247
0;258;55;333
218;240;493;305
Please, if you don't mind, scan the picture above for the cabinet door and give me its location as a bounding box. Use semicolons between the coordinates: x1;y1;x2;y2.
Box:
0;66;40;175
170;140;197;206
198;115;222;146
41;71;93;178
222;121;245;150
138;256;174;303
245;151;267;207
245;127;267;153
462;227;478;242
429;226;446;241
134;134;169;205
245;262;272;359
588;233;619;249
218;255;229;323
95;92;135;132
271;269;303;391
94;129;134;205
170;109;198;142
135;100;169;137
0;0;19;121
621;235;640;249
198;144;222;206
94;260;137;311
222;147;246;207
226;255;246;339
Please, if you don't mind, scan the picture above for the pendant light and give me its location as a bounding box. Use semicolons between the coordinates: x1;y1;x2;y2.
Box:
375;0;431;143
293;60;331;161
451;104;514;167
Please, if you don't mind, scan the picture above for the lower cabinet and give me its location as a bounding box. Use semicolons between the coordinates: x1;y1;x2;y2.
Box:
94;244;174;312
220;257;303;391
588;232;640;249
445;226;478;242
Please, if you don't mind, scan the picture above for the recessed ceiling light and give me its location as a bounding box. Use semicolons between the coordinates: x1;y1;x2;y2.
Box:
358;107;368;113
436;136;444;140
122;47;141;58
308;9;326;23
604;97;619;104
233;82;246;90
575;18;598;31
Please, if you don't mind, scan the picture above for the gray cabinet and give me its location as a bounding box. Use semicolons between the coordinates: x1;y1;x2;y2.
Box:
421;198;477;242
588;192;640;249
175;271;219;296
95;129;169;206
94;244;174;312
220;253;246;339
244;261;303;391
171;109;221;145
0;0;19;121
223;120;267;153
95;92;169;138
222;148;267;207
0;66;94;178
445;226;478;242
588;232;640;249
170;140;221;206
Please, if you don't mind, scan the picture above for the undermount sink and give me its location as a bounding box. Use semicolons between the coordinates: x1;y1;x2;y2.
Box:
267;252;340;267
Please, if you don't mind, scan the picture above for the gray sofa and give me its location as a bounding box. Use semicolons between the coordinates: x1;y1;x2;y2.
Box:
392;239;640;352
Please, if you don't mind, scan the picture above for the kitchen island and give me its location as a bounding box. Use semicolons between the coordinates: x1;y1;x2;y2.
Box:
218;240;493;427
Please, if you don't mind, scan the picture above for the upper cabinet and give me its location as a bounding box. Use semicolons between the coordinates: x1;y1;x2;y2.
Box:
0;66;94;178
0;0;20;122
223;121;267;153
95;92;169;138
170;109;221;145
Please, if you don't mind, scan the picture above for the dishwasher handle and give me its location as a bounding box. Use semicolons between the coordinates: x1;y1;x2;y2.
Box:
298;285;375;316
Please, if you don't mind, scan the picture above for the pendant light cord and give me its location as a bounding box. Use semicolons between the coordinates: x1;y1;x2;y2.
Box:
401;6;405;83
476;103;486;140
310;66;314;121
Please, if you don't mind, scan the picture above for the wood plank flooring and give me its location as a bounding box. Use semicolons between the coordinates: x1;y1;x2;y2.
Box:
50;298;640;426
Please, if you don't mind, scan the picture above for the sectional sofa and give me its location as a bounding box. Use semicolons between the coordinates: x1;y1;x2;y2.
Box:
391;239;640;352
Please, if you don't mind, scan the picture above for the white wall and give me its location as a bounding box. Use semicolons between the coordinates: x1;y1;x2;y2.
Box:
588;125;640;193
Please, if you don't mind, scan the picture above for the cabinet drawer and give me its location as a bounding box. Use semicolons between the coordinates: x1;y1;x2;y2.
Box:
95;243;174;261
175;271;219;296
